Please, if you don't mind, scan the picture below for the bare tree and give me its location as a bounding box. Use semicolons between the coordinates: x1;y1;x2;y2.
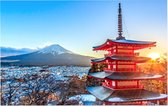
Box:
1;72;69;105
1;71;87;105
19;73;66;105
1;78;22;105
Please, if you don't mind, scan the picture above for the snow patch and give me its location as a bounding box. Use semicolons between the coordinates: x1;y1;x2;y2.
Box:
69;94;97;101
38;44;73;55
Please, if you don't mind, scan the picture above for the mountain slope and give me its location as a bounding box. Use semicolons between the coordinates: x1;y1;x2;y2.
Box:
1;45;92;66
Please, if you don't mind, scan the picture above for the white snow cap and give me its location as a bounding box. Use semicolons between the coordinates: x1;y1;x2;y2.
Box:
38;44;73;55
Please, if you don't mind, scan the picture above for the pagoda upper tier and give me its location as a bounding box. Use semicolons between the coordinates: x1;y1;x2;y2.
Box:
93;39;156;51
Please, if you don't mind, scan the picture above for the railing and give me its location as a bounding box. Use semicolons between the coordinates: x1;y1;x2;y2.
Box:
104;68;135;71
104;52;139;57
104;68;115;71
116;68;135;71
102;83;143;90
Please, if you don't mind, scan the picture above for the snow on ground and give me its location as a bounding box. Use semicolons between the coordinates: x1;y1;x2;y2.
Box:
1;66;90;105
69;94;96;101
1;66;90;81
68;94;103;105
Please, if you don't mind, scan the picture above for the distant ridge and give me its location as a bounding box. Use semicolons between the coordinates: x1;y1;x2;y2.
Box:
0;47;36;57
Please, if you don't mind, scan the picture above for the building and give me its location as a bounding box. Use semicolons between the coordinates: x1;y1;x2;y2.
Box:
86;3;167;105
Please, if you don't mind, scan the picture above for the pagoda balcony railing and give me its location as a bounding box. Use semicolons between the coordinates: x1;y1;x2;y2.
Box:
104;52;139;57
104;68;135;71
102;82;144;90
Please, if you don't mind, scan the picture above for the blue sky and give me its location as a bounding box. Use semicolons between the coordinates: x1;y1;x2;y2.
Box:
1;0;167;57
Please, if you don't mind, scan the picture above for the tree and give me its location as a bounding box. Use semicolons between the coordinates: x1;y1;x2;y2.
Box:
86;63;106;86
1;72;69;105
19;73;66;105
1;78;22;105
138;59;167;105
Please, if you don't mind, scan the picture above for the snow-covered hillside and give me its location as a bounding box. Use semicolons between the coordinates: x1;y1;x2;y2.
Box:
38;44;73;55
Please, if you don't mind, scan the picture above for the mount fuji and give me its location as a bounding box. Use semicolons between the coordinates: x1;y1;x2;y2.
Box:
1;44;92;66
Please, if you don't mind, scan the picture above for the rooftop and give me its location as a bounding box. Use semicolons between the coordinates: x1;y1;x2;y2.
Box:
93;39;156;51
87;86;167;102
91;56;151;63
88;71;163;80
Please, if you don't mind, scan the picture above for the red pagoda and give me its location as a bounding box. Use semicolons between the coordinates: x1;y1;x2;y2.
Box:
87;3;167;105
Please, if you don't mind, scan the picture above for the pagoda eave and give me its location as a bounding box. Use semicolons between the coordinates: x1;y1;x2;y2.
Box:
93;39;156;51
91;56;150;63
105;94;168;103
86;86;167;102
88;71;163;80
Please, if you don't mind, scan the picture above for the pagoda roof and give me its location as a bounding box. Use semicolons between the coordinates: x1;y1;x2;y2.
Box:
93;39;156;51
91;56;150;63
88;71;163;80
86;86;167;102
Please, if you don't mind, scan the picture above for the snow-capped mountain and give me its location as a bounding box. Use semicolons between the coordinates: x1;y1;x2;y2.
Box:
38;44;73;55
1;44;92;66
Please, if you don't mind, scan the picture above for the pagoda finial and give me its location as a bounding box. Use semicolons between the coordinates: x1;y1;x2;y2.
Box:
116;3;125;40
